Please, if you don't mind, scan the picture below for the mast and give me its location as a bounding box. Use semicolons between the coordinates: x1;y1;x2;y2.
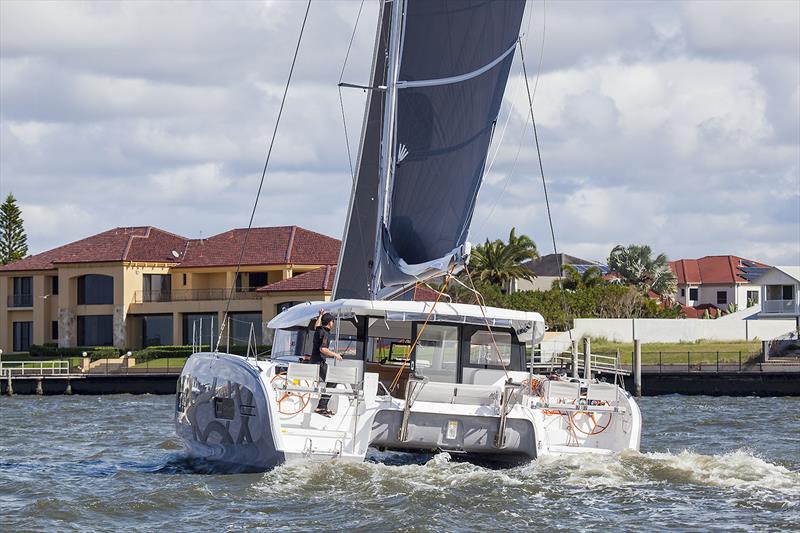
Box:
369;0;405;300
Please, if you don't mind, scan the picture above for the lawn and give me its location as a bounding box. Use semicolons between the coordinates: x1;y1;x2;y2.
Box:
581;338;761;365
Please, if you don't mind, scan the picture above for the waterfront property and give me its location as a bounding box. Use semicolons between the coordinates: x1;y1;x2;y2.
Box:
0;226;340;353
753;266;800;318
669;255;769;313
515;253;611;292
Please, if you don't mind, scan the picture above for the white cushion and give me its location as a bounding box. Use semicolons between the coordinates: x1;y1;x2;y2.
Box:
544;380;580;403
326;365;359;385
587;382;618;403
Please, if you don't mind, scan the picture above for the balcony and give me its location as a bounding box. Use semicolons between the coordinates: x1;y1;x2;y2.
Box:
7;294;33;308
133;288;263;303
762;299;799;315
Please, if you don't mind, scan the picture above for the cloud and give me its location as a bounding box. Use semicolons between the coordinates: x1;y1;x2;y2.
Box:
1;0;798;267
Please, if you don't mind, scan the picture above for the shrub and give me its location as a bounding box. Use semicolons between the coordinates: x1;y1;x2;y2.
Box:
26;345;122;360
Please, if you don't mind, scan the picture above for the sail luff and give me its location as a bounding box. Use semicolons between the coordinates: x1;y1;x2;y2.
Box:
332;0;392;300
369;0;406;300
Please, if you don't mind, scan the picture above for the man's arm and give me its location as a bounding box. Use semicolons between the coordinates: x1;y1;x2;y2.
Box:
320;347;342;361
314;308;324;329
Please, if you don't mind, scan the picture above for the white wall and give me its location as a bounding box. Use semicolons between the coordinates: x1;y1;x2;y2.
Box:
571;317;796;343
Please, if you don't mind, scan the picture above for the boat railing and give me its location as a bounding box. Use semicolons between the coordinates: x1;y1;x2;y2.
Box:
531;351;631;377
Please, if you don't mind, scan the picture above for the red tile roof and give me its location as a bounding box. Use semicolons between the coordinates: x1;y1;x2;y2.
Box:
669;256;769;285
178;227;340;268
0;226;341;272
0;227;189;272
257;265;336;293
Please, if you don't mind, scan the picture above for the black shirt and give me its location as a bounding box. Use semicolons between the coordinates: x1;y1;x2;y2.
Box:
310;327;331;364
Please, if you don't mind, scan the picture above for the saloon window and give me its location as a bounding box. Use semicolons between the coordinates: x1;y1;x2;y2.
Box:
469;330;512;367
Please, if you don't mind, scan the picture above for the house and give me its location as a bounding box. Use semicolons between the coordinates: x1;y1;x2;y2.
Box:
752;266;800;318
669;256;769;312
515;253;610;292
1;226;340;353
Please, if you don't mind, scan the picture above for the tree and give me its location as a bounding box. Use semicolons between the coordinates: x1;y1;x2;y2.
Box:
607;244;677;297
560;264;604;291
0;193;28;265
468;228;539;293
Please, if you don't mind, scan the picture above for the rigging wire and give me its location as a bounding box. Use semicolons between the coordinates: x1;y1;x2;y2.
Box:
338;0;366;184
215;0;313;352
518;33;574;343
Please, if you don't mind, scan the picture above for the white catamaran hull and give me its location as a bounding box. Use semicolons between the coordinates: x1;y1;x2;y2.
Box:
176;352;641;471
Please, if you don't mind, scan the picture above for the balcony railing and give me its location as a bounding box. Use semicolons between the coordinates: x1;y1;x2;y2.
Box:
762;299;799;314
7;294;33;307
133;288;263;303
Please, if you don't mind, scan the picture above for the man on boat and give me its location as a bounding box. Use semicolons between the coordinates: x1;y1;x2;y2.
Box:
311;309;342;417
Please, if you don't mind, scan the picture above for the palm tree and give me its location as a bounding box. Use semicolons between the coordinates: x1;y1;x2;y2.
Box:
607;244;677;297
469;228;539;293
561;264;604;291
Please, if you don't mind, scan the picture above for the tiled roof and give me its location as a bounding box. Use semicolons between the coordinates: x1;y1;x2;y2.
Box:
0;226;341;272
257;265;336;293
669;256;770;285
0;227;188;272
178;227;340;268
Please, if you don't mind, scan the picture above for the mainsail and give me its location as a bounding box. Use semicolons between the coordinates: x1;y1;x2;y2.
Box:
333;0;526;300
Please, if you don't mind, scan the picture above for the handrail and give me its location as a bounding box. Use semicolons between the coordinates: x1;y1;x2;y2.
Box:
0;360;71;376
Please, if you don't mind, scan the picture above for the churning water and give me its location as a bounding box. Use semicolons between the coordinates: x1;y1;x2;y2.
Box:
1;394;798;532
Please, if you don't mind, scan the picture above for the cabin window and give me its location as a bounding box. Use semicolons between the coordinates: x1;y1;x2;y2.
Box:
366;319;412;363
414;325;458;383
272;328;308;360
329;318;360;359
469;330;512;367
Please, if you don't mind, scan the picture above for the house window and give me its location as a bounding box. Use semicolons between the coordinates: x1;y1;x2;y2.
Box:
248;272;269;288
183;313;218;346
276;301;300;314
77;315;114;346
11;277;32;307
228;312;263;346
182;273;187;286
680;288;685;297
142;314;173;347
717;291;727;305
143;274;171;302
77;275;114;305
689;288;698;300
783;285;795;300
747;290;759;305
52;321;59;341
52;276;59;295
13;322;33;352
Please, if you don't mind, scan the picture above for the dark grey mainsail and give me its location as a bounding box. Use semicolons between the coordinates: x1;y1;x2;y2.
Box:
380;0;526;290
332;1;391;300
335;0;526;299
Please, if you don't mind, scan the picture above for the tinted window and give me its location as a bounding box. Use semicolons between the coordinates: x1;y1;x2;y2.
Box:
717;291;727;305
11;277;32;307
143;314;173;347
13;322;32;351
783;285;795;300
77;315;113;346
248;272;268;288
78;275;114;305
689;288;698;300
52;320;58;341
52;276;59;295
227;312;262;347
143;274;171;302
183;313;218;346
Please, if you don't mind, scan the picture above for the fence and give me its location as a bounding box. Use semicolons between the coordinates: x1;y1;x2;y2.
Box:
0;360;71;377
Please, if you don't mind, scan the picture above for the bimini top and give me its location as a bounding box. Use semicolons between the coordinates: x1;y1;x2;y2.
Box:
267;299;545;344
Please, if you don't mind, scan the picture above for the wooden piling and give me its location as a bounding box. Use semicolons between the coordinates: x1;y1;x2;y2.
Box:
35;377;43;395
583;337;591;379
634;339;642;397
6;373;12;396
65;378;72;395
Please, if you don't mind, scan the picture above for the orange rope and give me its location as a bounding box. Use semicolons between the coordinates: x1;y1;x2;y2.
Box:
388;267;456;392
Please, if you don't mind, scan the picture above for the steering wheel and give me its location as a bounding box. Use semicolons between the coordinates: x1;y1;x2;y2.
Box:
270;372;312;416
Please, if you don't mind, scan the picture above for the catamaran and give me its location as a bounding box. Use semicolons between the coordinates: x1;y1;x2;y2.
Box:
176;0;641;472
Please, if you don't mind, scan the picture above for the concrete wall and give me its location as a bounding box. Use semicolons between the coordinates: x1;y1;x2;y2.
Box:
571;317;797;343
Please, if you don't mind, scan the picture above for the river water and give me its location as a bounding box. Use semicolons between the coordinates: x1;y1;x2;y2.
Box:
1;395;798;532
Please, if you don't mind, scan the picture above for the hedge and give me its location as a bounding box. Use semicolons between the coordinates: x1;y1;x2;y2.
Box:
132;344;272;362
27;344;122;360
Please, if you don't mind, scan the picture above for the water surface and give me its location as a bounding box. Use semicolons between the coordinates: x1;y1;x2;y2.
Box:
1;395;798;532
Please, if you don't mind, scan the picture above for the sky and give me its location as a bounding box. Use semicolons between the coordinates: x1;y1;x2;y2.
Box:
1;0;799;266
